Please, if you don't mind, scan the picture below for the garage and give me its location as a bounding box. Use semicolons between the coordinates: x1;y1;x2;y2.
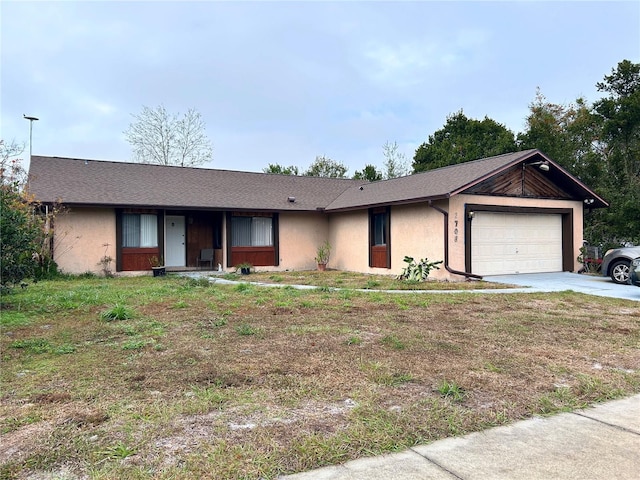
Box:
471;212;563;275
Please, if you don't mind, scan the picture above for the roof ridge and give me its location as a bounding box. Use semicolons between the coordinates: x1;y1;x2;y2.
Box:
412;149;538;176
31;155;362;181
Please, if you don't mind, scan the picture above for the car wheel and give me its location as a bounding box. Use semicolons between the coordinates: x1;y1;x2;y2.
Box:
609;260;630;284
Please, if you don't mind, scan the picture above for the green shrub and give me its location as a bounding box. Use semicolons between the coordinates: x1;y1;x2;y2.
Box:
397;256;443;282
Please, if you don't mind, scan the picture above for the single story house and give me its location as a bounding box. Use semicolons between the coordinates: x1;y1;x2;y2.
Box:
27;149;607;280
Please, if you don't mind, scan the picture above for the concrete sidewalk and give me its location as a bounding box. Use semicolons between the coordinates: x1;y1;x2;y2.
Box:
279;394;640;480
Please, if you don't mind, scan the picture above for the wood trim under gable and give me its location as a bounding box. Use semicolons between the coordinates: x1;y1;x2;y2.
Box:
464;204;574;273
463;164;573;199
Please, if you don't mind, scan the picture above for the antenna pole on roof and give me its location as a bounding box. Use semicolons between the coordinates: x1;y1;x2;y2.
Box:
23;114;39;159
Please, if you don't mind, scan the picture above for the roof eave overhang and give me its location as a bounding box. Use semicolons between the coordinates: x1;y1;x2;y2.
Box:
324;194;450;213
449;150;609;209
31;200;328;213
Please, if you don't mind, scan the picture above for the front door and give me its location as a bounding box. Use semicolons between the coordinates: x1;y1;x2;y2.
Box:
166;215;186;267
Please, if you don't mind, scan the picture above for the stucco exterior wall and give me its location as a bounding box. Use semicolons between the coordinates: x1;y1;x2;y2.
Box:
52;195;584;278
53;207;117;274
254;211;328;272
328;204;450;279
449;194;584;274
390;202;450;279
328;210;368;273
328;195;584;280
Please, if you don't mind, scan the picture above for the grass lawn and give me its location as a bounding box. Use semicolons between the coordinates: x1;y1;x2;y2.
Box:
1;275;639;479
223;269;514;290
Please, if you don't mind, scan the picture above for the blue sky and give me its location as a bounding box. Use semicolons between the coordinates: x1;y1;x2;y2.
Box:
1;1;638;174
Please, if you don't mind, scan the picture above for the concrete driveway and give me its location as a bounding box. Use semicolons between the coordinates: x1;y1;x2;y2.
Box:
483;272;640;301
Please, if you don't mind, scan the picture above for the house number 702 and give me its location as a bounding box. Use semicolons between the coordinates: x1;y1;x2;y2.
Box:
454;216;458;242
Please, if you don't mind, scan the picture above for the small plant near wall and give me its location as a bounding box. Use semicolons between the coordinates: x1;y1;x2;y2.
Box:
97;243;114;277
235;262;252;275
315;241;331;271
397;256;442;282
577;245;602;274
97;255;114;277
148;255;164;268
148;255;166;277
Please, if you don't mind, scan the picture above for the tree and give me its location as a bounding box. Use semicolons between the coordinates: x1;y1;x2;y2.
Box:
594;60;640;184
1;140;42;289
304;155;348;178
412;111;518;173
382;141;408;179
590;60;640;245
263;163;300;175
124;105;213;167
353;164;382;182
516;61;640;246
0;140;27;185
517;89;603;186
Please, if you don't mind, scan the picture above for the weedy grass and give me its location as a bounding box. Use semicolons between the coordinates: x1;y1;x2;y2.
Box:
0;275;638;479
0;311;31;328
437;380;466;402
100;303;134;321
9;338;76;355
381;334;406;350
244;270;515;290
235;323;261;336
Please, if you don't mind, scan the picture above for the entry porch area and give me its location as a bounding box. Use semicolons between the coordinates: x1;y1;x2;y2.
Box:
117;209;224;272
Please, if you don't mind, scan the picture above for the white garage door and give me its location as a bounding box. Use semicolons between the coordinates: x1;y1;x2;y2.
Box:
471;212;563;275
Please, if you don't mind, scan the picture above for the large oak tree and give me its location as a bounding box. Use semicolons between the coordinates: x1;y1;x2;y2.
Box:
412;111;517;173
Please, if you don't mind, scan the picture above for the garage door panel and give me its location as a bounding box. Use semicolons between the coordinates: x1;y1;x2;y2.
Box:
471;212;562;275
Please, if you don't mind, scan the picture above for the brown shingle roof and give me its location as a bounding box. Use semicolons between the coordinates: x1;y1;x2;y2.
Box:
28;150;607;212
325;150;539;210
27;156;360;211
325;149;607;210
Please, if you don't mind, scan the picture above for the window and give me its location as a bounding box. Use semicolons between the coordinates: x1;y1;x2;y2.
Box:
369;207;390;268
372;212;387;246
231;216;273;247
122;214;158;247
228;213;278;268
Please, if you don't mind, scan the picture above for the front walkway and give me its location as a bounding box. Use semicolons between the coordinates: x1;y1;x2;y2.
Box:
184;271;639;302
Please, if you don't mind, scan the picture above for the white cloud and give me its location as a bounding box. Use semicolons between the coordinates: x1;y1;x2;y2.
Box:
362;41;434;87
359;25;490;91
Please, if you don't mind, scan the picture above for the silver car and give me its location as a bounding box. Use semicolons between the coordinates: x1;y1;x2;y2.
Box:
601;246;640;284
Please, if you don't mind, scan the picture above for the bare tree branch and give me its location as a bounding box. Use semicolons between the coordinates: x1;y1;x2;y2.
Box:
123;105;213;167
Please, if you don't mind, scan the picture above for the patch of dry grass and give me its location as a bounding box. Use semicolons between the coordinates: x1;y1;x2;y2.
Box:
1;276;639;479
227;269;514;290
